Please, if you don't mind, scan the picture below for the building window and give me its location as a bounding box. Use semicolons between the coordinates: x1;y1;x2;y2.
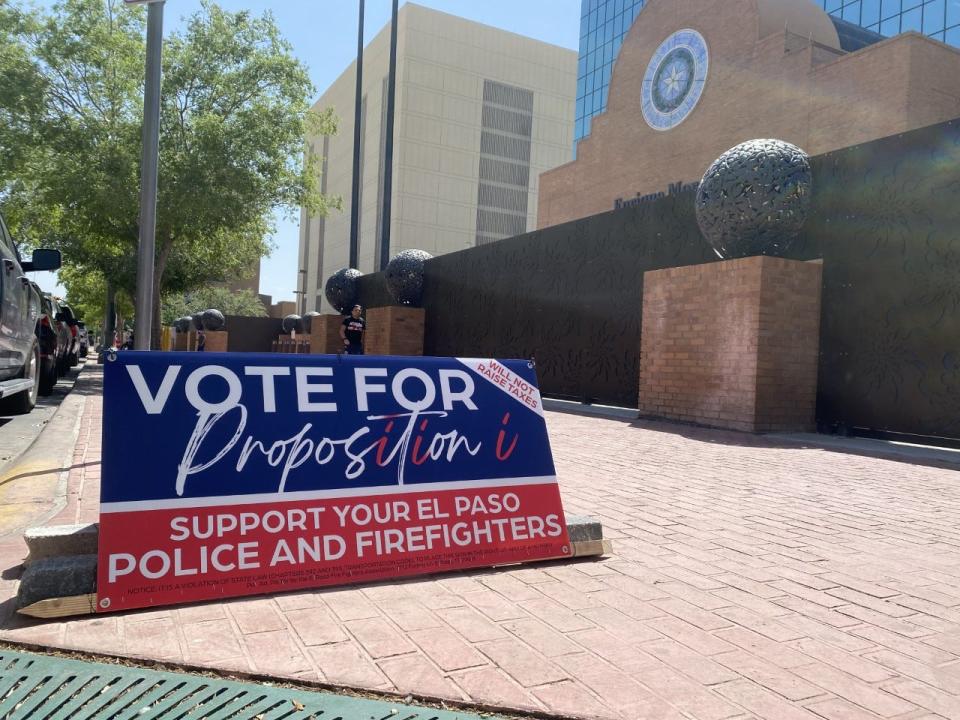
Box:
475;80;534;246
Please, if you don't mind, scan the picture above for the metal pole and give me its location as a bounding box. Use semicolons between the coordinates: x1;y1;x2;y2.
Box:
348;0;365;269
102;281;116;356
378;0;399;271
133;0;164;350
297;269;307;315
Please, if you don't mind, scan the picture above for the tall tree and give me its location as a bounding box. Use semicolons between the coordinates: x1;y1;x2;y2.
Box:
59;264;134;330
161;286;267;326
0;0;338;347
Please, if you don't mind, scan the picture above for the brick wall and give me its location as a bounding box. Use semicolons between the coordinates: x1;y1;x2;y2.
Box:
309;315;345;355
365;307;425;356
639;256;822;433
204;331;228;353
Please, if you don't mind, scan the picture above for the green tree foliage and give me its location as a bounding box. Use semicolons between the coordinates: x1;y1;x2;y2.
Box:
0;0;338;347
59;264;134;326
161;286;267;325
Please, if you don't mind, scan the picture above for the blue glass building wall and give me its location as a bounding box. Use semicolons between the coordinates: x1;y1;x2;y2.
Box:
576;0;645;147
818;0;960;42
576;0;960;147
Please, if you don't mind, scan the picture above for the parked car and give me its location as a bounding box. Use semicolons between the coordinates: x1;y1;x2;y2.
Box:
33;286;66;395
44;294;73;376
0;212;61;413
57;301;80;367
77;321;88;358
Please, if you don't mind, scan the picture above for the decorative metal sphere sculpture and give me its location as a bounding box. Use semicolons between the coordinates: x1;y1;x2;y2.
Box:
282;314;303;334
302;311;321;333
200;309;225;331
695;138;812;259
324;268;363;314
174;317;192;333
191;313;205;331
385;249;432;306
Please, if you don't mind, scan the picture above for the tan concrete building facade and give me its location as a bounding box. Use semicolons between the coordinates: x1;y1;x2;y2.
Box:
538;0;960;228
299;3;577;313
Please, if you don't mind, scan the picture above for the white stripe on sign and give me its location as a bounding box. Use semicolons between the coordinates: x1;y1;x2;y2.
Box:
456;358;544;417
99;475;559;513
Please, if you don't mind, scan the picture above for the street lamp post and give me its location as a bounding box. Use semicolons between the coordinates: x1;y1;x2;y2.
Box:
297;268;307;314
378;0;399;271
348;0;364;269
128;0;165;351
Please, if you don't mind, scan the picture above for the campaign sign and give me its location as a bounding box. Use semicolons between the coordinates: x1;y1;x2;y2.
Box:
97;352;570;612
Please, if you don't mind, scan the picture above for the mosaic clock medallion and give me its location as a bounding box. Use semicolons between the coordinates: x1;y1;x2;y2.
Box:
642;29;709;131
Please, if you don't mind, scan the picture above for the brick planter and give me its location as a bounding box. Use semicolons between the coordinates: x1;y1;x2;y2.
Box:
639;256;822;433
365;306;425;356
309;315;345;354
203;331;228;353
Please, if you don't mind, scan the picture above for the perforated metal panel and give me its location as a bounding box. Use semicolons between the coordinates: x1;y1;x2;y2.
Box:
0;649;499;720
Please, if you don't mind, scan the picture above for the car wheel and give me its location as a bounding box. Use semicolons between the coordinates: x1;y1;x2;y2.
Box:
0;342;40;414
38;356;57;396
69;351;78;368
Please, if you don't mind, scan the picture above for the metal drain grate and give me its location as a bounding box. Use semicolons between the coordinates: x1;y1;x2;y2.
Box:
0;649;498;720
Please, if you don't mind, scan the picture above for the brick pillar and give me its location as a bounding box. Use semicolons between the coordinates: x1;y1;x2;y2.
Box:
365;306;425;356
639;256;822;433
204;331;228;352
309;315;345;354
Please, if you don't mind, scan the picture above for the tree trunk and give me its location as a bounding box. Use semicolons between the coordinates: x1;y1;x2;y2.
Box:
150;238;173;350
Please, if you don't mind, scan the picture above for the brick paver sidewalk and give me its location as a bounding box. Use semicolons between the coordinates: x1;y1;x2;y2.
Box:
1;364;959;719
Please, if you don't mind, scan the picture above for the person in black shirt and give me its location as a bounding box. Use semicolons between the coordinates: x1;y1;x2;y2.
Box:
340;305;365;354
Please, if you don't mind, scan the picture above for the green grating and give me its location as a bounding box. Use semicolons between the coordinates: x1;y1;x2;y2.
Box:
0;649;501;720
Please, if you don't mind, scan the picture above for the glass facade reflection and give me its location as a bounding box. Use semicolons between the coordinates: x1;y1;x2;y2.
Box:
576;0;646;147
817;0;960;42
576;0;960;148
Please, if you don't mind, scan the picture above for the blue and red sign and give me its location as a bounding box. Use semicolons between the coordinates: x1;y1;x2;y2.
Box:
97;352;570;611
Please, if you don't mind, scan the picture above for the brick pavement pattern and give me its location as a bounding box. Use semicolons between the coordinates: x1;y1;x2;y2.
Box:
1;367;959;719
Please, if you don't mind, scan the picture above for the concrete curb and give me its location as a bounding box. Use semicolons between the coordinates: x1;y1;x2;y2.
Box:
767;432;960;469
542;399;960;468
542;398;639;420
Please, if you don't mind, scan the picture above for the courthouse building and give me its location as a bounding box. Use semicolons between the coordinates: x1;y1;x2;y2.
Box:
298;4;577;313
539;0;960;228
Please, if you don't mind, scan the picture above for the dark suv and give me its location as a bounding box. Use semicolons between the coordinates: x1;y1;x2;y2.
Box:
33;285;64;395
57;301;81;367
0;212;61;413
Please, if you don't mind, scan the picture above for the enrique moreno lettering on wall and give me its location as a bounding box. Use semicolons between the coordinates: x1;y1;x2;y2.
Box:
614;180;699;210
97;353;570;611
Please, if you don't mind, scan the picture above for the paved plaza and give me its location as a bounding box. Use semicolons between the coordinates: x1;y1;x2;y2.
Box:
0;366;958;720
